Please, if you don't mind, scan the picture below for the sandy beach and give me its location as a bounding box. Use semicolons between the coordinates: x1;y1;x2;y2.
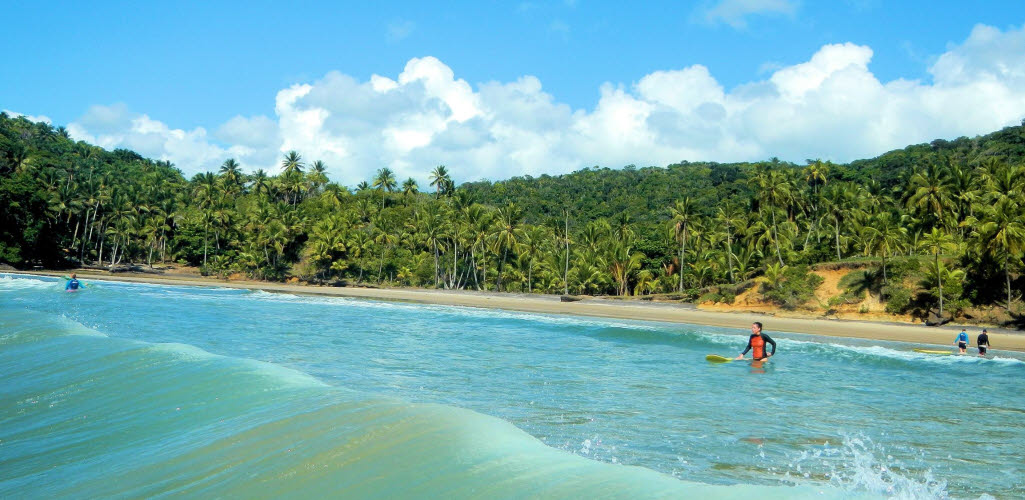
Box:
20;270;1025;352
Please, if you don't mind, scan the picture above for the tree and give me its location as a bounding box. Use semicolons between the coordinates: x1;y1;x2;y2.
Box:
401;177;419;205
905;161;953;230
918;227;959;319
715;203;742;283
281;151;304;176
429;165;451;198
863;212;906;283
756;169;794;266
373;168;397;209
309;160;329;192
219;158;242;191
973;197;1025;310
668;198;695;292
280;151;305;206
492;203;523;291
519;225;548;292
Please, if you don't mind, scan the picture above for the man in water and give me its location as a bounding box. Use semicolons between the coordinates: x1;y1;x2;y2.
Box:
65;273;81;291
955;328;969;354
977;328;990;357
735;321;776;361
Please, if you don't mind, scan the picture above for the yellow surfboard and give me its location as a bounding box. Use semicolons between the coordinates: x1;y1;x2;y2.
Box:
706;354;734;363
913;348;953;355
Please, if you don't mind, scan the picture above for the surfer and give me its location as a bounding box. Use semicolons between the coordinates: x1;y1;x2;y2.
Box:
954;328;969;354
977;328;990;357
65;273;81;292
735;322;776;361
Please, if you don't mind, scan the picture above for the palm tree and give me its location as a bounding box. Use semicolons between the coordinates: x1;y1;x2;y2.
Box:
219;158;242;187
715;203;743;283
373;215;399;282
192;172;218;265
919;227;959;319
905;161;953;230
607;236;645;296
401;177;419;204
429;165;451;198
250;169;271;198
373;168;397;209
759;170;794;266
804;160;829;199
281;151;304;176
348;230;374;282
309;160;329;193
492;203;523;291
822;182;864;261
415;204;448;288
668;198;695;292
973;197;1025;310
278;151;306;206
519;225;548;292
864;212;907;283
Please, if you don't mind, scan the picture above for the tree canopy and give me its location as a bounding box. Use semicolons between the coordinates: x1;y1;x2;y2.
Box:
3;111;1025;319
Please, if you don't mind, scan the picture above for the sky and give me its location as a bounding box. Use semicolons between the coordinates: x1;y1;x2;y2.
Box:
4;1;1025;186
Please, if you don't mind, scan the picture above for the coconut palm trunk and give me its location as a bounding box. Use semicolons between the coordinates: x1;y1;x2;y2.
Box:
770;209;785;266
936;251;944;319
1006;256;1013;311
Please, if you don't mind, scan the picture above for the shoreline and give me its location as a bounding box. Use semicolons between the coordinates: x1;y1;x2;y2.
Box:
14;269;1025;352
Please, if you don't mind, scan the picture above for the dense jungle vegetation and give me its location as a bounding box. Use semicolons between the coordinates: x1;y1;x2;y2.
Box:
3;112;1025;321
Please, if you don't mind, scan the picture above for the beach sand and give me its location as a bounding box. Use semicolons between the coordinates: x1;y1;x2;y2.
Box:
24;270;1025;352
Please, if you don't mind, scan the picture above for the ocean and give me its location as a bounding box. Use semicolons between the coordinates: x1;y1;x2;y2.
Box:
2;273;1022;498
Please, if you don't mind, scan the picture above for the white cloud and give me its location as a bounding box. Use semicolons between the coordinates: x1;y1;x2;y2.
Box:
3;109;52;125
61;23;1025;186
386;20;415;43
66;104;228;174
700;0;798;29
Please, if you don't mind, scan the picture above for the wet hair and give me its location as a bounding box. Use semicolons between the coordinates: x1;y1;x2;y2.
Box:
753;321;763;332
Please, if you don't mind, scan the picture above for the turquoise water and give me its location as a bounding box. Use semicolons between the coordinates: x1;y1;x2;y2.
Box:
2;274;1023;498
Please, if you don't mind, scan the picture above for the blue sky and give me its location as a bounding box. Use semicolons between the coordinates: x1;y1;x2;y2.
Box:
4;1;1025;184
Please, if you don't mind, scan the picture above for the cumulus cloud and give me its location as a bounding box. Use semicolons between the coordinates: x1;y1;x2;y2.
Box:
3;109;52;125
699;0;798;29
67;104;229;174
63;23;1025;185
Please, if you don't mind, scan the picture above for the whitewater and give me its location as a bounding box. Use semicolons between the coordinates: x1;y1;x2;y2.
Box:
2;273;1023;498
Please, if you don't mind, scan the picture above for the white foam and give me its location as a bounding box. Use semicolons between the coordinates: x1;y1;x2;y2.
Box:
0;274;61;291
691;329;1025;366
786;433;949;499
242;288;664;331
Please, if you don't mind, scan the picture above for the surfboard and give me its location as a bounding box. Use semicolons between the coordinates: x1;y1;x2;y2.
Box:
706;354;733;363
913;348;952;355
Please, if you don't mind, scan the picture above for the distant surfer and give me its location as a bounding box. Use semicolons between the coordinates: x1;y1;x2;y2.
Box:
65;273;81;292
977;328;990;357
954;328;969;354
735;322;776;361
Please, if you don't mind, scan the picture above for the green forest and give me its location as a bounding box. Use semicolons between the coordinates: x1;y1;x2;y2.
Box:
3;112;1025;322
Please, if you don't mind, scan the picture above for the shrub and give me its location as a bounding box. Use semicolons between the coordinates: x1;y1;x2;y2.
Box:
760;265;824;309
697;291;723;304
882;285;913;314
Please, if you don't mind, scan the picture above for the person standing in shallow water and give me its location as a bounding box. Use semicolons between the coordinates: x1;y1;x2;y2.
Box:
65;273;81;291
735;322;776;361
977;329;990;357
955;328;969;354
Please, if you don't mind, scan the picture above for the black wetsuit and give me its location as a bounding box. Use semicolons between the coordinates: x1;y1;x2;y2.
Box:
977;333;990;354
741;333;777;360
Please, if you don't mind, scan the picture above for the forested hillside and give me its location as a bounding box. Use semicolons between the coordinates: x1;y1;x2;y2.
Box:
3;111;1024;322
